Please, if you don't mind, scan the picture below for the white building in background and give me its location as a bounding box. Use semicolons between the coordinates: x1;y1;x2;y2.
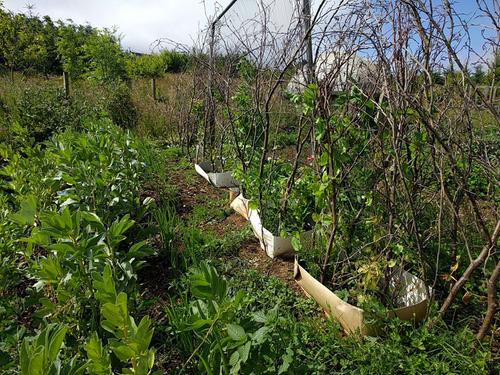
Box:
287;51;377;95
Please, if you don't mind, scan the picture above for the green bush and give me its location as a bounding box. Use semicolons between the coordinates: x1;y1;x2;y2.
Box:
17;86;91;142
102;82;138;129
0;95;9;140
160;50;189;73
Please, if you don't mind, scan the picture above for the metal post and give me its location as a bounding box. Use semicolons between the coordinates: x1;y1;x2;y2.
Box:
303;0;314;84
303;0;316;161
204;0;239;160
204;22;216;160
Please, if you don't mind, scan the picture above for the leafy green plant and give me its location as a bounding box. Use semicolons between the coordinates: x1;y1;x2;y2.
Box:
101;82;138;129
166;262;245;372
99;294;156;374
17;86;91;142
28;207;152;333
127;54;165;80
83;28;127;83
19;323;85;375
159;50;189;73
166;262;301;374
90;264;157;375
237;160;316;236
152;205;181;268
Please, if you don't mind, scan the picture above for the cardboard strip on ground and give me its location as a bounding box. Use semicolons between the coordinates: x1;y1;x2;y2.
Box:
194;161;240;188
230;193;250;220
248;209;295;258
248;209;313;259
294;258;431;336
293;259;368;335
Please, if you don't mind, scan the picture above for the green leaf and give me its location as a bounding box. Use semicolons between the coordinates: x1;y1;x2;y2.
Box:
252;326;269;345
27;346;44;375
37;256;64;284
47;325;68;363
92;265;117;305
11;195;37;226
229;350;240;367
85;332;112;374
227;324;246;342
101;292;129;338
108;341;134;362
80;212;104;231
20;324;67;375
318;151;329;167
19;340;31;375
278;347;294;374
135;316;154;352
85;333;104;361
126;240;154;259
252;311;267;324
237;341;251;363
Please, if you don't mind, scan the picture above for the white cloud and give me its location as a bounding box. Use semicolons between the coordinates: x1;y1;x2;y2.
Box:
3;0;223;52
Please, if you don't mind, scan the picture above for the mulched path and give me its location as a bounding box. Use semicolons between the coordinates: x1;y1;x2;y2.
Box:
139;157;317;373
238;239;303;294
180;166;304;296
165;157;305;295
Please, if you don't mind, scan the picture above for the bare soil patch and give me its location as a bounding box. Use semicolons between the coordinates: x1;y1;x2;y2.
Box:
238;237;303;295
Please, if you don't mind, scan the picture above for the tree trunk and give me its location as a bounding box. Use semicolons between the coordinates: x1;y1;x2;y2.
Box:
437;220;500;319
476;261;500;341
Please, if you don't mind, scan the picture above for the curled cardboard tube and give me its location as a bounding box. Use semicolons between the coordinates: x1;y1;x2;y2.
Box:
294;258;430;336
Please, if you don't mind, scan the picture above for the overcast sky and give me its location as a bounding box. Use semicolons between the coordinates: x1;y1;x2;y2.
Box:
3;0;221;52
2;0;495;63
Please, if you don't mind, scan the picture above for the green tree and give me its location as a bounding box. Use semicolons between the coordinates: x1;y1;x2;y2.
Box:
0;5;54;78
160;49;189;73
20;13;49;75
56;21;94;79
40;15;61;75
126;53;165;79
83;28;127;82
0;9;27;79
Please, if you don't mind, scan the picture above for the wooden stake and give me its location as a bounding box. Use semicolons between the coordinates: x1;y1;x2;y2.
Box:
63;71;70;99
152;77;157;101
